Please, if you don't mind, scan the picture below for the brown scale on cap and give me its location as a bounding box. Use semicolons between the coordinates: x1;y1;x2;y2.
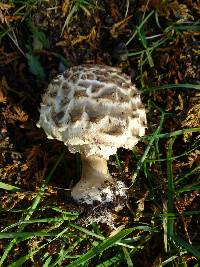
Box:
37;65;147;223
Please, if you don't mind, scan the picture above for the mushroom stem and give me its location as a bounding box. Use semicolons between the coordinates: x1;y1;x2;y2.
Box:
71;155;113;204
82;155;111;180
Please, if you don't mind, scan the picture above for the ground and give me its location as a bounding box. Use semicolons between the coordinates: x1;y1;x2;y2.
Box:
0;0;200;266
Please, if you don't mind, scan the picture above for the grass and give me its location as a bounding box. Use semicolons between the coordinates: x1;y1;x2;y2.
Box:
61;0;95;35
0;1;200;266
0;150;66;266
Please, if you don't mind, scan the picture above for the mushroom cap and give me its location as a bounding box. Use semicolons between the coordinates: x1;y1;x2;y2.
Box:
37;64;147;159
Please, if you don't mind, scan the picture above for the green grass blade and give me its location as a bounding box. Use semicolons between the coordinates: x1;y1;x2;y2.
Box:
96;254;122;267
8;227;69;267
166;137;176;248
0;231;59;239
157;254;185;266
122;247;133;267
70;223;154;248
50;236;84;267
176;185;200;194
24;149;66;221
115;153;123;176
0;182;22;192
173;236;200;259
131;112;165;183
144;127;200;140
144;142;200;162
0;150;66;267
126;10;154;45
67;228;134;267
43;255;52;267
2;215;77;232
142;83;200;93
49;238;83;267
175;164;200;185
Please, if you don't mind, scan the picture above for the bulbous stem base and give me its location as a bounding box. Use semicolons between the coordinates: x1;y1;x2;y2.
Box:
71;155;113;204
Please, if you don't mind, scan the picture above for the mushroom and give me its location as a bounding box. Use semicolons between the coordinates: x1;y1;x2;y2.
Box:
37;64;147;212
